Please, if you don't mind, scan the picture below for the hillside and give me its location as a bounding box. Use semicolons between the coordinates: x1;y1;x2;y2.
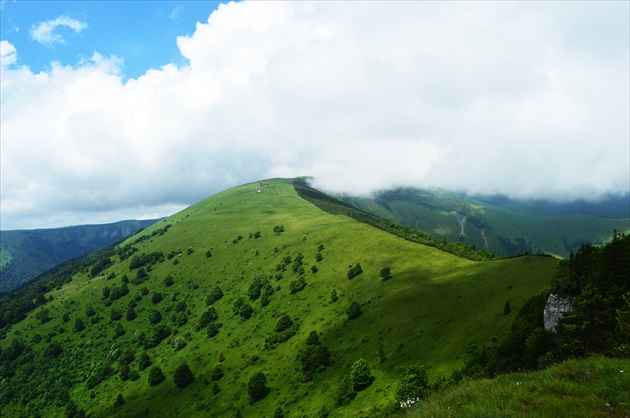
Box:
343;188;629;258
0;219;159;293
0;179;559;417
410;356;630;417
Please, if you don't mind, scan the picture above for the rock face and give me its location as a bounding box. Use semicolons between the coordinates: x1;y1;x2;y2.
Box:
544;294;573;332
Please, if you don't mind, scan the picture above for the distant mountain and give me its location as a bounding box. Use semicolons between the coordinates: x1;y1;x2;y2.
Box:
0;219;160;293
342;188;629;258
469;192;630;218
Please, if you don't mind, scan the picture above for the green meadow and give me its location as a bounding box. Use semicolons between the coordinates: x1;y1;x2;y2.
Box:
1;179;560;417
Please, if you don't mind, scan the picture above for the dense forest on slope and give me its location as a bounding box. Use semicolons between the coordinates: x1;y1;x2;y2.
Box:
0;179;559;417
0;220;159;293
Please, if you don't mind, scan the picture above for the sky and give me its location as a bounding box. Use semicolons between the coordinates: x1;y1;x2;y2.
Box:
1;1;629;230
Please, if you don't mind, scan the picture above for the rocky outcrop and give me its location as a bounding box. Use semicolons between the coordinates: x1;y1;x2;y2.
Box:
543;294;573;332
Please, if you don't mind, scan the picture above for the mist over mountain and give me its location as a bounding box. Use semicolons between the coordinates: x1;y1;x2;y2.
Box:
468;192;630;218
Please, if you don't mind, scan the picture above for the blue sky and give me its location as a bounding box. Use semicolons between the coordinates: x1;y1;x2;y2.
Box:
1;0;224;79
1;1;628;230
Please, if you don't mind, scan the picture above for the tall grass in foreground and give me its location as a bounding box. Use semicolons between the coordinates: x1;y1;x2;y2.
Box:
409;356;630;417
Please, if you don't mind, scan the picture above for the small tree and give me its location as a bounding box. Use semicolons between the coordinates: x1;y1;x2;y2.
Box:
85;305;96;317
73;318;85;333
148;309;162;324
206;286;224;305
114;393;125;408
275;313;294;332
379;267;392;281
394;366;429;403
503;300;511;315
350;358;374;391
173;363;195;389
247;372;269;402
211;364;224;381
330;289;338;303
148;366;165;386
346;302;362;320
137;352;152;371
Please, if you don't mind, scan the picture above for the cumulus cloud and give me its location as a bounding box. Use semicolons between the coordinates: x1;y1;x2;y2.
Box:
1;1;628;229
30;15;87;46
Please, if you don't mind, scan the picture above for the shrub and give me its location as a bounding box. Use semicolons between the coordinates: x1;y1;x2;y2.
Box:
126;306;137;321
110;308;122;321
247;372;269;402
148;366;165;386
211;364;224;381
306;330;320;346
164;276;175;287
300;344;332;381
330;289;338;303
151;292;163;304
172;337;187;352
315;253;323;262
334;376;356;406
395;366;429;403
289;277;307;294
73;318;85;333
42;342;63;358
207;323;220;338
148;309;162;324
233;297;254;320
275;313;294;332
137;352;152;371
380;267;392;281
347;263;363;279
346;302;362;320
351;358;374;391
206;286;224;305
198;307;219;329
173;363;195;389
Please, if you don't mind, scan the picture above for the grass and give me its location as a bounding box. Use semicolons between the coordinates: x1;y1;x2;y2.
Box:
0;178;559;417
409;356;630;417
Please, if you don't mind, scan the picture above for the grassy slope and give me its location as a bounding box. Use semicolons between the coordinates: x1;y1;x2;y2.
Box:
409;356;630;417
0;179;558;417
345;190;629;258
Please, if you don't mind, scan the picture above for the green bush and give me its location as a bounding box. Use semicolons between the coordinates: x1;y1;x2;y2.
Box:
275;313;294;332
206;286;224;305
346;302;362;320
347;263;363;280
350;358;374;391
247;372;269;402
394;366;429;403
173;363;195;389
148;366;165;386
211;364;224;381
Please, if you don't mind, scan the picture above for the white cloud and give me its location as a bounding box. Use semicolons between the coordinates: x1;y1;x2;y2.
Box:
1;1;628;229
30;15;88;46
0;40;17;67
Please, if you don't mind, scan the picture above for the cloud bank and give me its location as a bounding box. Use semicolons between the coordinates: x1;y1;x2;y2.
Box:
1;1;628;229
